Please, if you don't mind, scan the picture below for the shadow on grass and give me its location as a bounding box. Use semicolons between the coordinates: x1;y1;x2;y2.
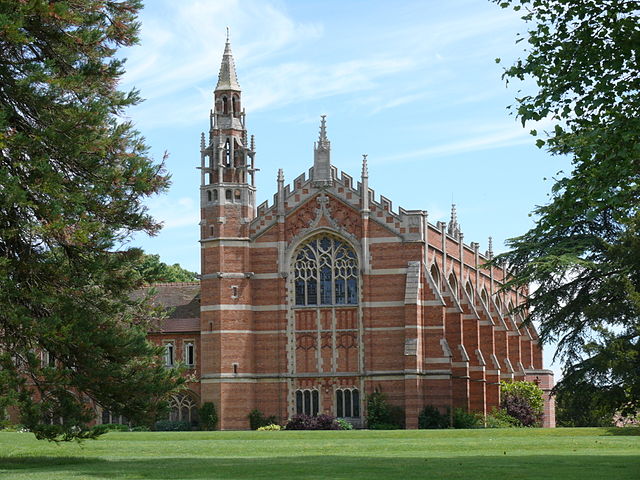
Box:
1;455;639;480
603;427;640;436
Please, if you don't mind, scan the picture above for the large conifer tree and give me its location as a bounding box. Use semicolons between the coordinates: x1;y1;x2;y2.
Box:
0;1;183;440
493;0;639;414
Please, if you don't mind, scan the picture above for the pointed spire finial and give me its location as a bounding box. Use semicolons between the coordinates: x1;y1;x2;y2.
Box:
216;29;240;92
318;114;329;147
361;154;369;178
250;134;255;151
448;203;460;239
313;115;332;186
487;236;494;258
277;168;284;184
200;132;205;149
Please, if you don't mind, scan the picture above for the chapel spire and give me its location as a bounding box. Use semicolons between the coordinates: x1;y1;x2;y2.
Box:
215;28;241;92
448;203;461;239
312;115;333;187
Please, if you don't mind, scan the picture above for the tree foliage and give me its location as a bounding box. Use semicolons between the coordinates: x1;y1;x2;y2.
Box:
135;253;198;284
0;0;183;440
493;0;640;414
555;380;617;427
500;381;544;427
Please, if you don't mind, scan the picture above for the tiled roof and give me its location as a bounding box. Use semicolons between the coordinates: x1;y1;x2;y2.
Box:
159;317;200;333
134;282;201;334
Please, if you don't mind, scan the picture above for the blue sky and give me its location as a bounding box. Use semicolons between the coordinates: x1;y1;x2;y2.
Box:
121;0;569;376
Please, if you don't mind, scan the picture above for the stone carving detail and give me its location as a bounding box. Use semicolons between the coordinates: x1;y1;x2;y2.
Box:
328;196;361;237
286;198;318;240
285;193;361;244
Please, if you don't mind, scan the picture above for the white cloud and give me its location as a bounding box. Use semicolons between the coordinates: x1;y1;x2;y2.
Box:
375;117;554;164
243;57;416;112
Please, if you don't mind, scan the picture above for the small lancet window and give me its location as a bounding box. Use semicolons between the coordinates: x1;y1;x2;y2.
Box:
213;190;218;201
430;263;441;290
336;388;360;418
207;190;212;202
480;288;489;307
296;389;319;416
222;96;229;114
184;342;195;367
225;139;231;167
164;342;174;367
225;189;232;201
448;272;458;299
465;281;474;303
495;296;503;314
234;189;241;201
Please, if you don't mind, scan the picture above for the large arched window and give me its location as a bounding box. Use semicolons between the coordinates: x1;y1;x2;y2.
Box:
293;235;358;306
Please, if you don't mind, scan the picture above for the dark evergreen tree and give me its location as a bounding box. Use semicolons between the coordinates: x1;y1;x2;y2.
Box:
135;253;198;284
493;0;640;415
0;0;183;440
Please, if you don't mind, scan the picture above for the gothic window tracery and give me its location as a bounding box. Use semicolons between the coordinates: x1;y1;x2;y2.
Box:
169;393;198;424
293;235;358;306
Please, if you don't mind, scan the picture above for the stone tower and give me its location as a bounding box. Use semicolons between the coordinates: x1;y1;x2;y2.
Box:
198;32;257;428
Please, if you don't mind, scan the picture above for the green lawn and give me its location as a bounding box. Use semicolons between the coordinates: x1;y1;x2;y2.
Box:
0;428;638;479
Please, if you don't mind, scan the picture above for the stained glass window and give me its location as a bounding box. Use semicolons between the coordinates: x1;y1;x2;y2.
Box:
293;235;358;306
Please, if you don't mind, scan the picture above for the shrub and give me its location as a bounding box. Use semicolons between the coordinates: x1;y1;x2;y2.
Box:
200;402;218;431
501;381;544;414
257;424;281;431
500;381;544;427
336;418;353;430
366;391;405;429
452;408;483;429
418;405;450;429
154;420;191;431
284;414;341;430
501;394;540;427
248;409;278;430
485;407;521;428
130;425;150;432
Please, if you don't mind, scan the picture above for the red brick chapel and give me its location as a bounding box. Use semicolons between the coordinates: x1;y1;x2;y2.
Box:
146;37;556;430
